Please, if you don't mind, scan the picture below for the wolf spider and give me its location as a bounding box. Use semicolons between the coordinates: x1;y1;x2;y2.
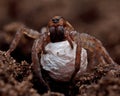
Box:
5;16;115;93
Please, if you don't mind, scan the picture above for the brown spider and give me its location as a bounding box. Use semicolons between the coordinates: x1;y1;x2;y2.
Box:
5;16;116;92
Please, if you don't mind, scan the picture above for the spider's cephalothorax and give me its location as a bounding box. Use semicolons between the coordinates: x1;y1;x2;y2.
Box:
48;16;73;42
48;16;66;42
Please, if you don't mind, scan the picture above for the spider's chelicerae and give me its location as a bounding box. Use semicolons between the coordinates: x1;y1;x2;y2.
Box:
6;16;116;92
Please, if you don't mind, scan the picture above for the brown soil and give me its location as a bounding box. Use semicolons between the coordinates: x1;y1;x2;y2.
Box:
0;50;120;96
0;51;65;96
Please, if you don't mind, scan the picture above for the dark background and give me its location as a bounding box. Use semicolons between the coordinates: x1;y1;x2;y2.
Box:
0;0;119;64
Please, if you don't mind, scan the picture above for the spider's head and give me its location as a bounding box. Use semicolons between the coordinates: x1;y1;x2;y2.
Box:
48;16;66;42
48;16;65;26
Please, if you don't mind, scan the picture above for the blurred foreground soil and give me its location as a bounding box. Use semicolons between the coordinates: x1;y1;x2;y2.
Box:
0;51;120;96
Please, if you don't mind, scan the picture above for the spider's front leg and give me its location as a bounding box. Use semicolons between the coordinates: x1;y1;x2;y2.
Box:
6;27;40;56
5;22;50;91
32;38;50;91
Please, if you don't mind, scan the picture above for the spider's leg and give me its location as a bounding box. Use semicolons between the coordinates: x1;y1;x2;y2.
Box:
32;38;50;91
70;34;81;82
79;33;116;65
6;27;40;55
65;31;81;82
66;35;74;49
69;33;81;95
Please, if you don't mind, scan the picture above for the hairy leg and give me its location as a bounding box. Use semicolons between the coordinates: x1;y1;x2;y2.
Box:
70;33;82;82
79;33;116;65
32;39;50;91
69;33;81;95
5;22;50;91
6;27;40;55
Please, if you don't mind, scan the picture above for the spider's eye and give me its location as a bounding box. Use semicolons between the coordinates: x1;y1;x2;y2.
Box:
52;18;59;23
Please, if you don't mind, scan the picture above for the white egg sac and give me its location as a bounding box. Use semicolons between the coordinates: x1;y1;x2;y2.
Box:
41;40;88;82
